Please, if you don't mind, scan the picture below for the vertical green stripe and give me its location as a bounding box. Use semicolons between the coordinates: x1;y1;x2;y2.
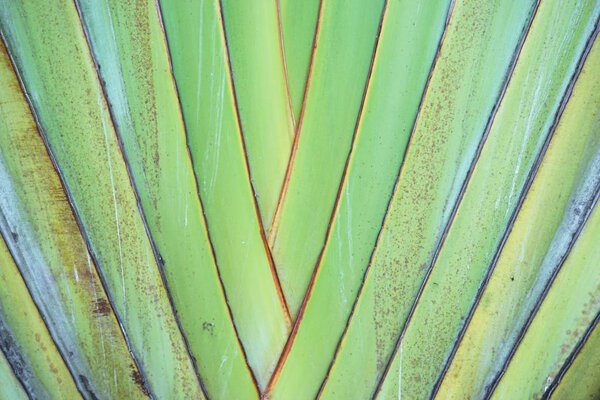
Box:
0;1;204;398
76;0;259;397
279;0;320;122
491;199;600;398
269;1;451;398
220;0;295;228
0;36;146;399
269;0;387;317
437;31;600;399
159;0;291;389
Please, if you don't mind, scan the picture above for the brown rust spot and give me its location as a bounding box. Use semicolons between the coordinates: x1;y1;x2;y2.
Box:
130;364;150;396
93;298;111;316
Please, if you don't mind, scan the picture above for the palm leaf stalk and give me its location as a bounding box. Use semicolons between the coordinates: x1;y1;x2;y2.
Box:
0;0;598;399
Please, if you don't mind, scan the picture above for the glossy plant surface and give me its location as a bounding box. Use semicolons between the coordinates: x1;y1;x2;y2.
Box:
0;0;598;399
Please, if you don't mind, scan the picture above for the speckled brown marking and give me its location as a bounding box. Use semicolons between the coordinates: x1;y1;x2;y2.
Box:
78;374;100;400
156;1;263;393
131;364;151;396
371;1;561;396
93;298;111;316
315;1;457;396
486;194;600;398
2;18;153;398
266;0;391;395
544;311;600;398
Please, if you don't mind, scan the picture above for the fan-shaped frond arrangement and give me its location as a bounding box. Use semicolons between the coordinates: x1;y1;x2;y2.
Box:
0;0;598;399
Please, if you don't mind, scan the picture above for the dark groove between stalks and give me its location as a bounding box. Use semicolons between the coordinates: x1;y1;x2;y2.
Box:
486;183;600;397
543;311;600;398
433;19;598;400
73;0;213;397
155;0;262;395
0;226;61;400
74;1;211;397
486;191;600;399
262;0;326;393
315;1;457;397
267;0;325;242
217;0;293;325
0;29;132;400
372;1;543;397
265;0;392;394
483;24;599;399
0;340;29;399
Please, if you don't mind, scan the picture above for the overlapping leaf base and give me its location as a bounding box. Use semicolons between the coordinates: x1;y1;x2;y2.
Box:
0;0;598;399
